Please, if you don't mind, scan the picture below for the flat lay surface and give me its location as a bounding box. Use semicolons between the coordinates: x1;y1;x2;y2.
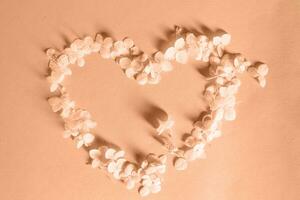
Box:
0;0;299;199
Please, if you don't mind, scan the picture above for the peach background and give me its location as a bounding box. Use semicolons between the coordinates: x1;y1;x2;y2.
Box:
0;0;299;199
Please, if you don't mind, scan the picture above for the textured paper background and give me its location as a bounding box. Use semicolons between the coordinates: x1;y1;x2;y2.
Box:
0;0;299;199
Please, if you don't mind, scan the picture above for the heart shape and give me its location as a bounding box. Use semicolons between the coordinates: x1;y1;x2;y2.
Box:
46;26;268;197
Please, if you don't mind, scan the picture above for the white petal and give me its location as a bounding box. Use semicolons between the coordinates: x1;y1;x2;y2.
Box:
147;74;161;85
216;45;224;57
213;36;221;46
63;130;72;138
164;47;176;60
57;54;69;67
139;186;150;197
90;42;101;52
116;158;126;169
103;37;113;48
130;46;140;55
114;150;125;159
157;165;166;174
154;51;164;62
107;161;116;173
46;48;56;58
126;179;136;190
124;164;134;176
83;36;93;45
140;53;148;62
185;33;197;45
91;159;101;168
198;35;208;43
141;160;148;169
71;39;84;50
221;33;231;45
212;108;224;121
114;40;125;50
48;97;62;112
136;73;148;85
175;50;188;64
100;48;111;59
83;133;95;145
160;61;173;72
71;131;80;137
174;38;185;49
184;136;197;147
258;76;267;88
194;143;205;151
95;34;103;43
118;57;131;69
84;119;97;130
174;157;188;170
142;178;152;187
123;38;134;49
125;67;137;79
257;64;269;76
184;148;195;161
158;154;168;164
113;170;121;179
152;177;161;185
194;148;206;159
76;139;84;149
216;77;225;85
191;127;205;139
151;184;161;193
76;57;85;67
225;96;236;107
145;166;157;175
105;148;116;159
224;107;236;121
89;149;101;159
67;52;78;64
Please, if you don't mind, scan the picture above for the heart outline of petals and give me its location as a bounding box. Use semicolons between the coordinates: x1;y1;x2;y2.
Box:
46;25;269;197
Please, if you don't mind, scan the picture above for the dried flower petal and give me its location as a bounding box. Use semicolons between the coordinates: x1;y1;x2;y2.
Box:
174;38;185;49
83;133;95;145
125;67;137;78
257;64;269;76
257;76;267;88
221;33;231;45
126;179;136;190
139;186;150;197
123;38;134;49
174;157;188;170
151;184;161;193
105;148;116;159
164;47;176;60
91;159;101;168
175;50;188;64
156;117;174;135
77;57;85;67
118;57;131;69
89;149;101;159
46;48;56;58
224;107;236;121
136;73;148;85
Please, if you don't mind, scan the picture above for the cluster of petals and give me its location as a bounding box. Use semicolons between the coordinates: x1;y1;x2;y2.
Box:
88;146;167;197
164;28;231;64
48;91;96;148
89;147;141;189
158;39;268;170
138;154;167;196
